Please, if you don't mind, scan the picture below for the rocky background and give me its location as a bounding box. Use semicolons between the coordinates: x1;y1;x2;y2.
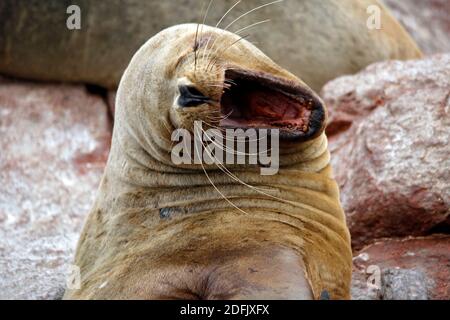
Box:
0;1;449;299
323;54;450;300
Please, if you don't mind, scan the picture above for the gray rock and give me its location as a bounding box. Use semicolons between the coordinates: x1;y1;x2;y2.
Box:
382;269;429;300
351;236;450;300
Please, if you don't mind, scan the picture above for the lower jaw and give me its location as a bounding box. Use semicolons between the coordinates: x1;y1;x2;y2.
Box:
218;124;308;141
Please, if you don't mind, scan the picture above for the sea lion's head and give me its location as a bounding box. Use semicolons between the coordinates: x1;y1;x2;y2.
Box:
115;24;327;170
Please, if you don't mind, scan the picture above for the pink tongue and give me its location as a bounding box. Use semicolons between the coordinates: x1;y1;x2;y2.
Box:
247;89;299;120
220;83;313;132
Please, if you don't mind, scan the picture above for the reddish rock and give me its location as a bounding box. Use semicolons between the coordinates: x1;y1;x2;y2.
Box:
351;235;450;300
0;78;111;299
384;0;450;55
322;54;450;248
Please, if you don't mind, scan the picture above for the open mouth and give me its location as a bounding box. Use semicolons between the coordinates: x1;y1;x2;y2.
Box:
219;69;325;141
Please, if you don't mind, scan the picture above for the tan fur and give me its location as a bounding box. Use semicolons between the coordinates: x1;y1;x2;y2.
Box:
63;24;352;300
0;0;422;91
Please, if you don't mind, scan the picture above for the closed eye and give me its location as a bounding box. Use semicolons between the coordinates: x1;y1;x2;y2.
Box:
178;85;211;107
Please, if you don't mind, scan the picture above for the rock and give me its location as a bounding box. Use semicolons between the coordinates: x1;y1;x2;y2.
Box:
0;78;111;299
384;0;450;54
351;235;450;300
322;54;450;248
381;269;429;300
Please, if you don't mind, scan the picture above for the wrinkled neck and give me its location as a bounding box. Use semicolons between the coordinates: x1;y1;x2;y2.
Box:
105;127;331;192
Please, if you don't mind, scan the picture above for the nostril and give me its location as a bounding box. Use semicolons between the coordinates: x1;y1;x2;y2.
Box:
178;85;212;107
181;85;205;97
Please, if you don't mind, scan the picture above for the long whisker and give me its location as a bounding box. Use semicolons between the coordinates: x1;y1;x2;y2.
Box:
201;135;273;192
204;79;237;87
200;139;265;200
194;130;249;215
195;0;208;72
205;109;233;121
224;79;237;85
213;156;273;193
202;122;274;156
206;17;273;72
203;136;295;206
234;19;271;35
194;23;200;72
216;0;242;27
203;111;225;119
207;34;251;72
202;0;214;29
201;124;270;152
216;161;272;193
199;0;214;59
205;18;269;71
200;0;217;69
203;84;226;89
201;0;242;70
223;0;283;31
204;132;262;156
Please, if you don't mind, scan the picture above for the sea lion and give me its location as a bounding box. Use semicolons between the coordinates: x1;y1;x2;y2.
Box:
0;0;422;92
63;23;352;300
